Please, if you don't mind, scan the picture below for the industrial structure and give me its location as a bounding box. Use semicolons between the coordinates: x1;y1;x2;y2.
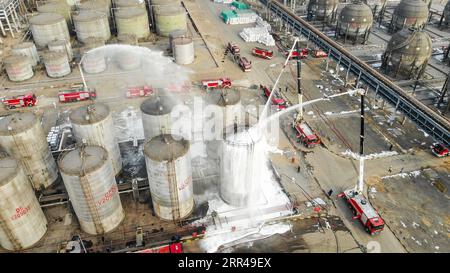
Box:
140;95;177;140
335;2;373;44
206;88;242;130
306;0;338;23
381;29;432;80
390;0;429;32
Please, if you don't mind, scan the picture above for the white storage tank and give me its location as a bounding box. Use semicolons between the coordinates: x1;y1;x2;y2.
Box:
172;37;194;65
220;125;263;207
29;13;70;48
48;39;73;61
115;7;150;39
73;10;111;43
70;103;123;175
0;157;48;251
0;112;58;190
3;55;34;82
59;145;125;235
116;50;141;70
81;38;107;74
144;134;193;221
154;5;187;37
43;51;71;78
11;42;40;66
169;29;188;51
37;1;72;25
140;95;177;140
78;0;111;21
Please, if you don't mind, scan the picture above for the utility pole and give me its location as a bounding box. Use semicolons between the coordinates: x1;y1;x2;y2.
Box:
295;40;303;122
357;89;365;193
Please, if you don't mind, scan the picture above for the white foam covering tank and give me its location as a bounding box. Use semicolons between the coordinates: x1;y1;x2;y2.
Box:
81;38;107;74
0;112;58;190
70;103;123;175
59;145;124;235
144;134;193;220
0;156;48;251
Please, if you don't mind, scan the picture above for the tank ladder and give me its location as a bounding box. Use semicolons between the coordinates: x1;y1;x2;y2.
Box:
167;160;181;223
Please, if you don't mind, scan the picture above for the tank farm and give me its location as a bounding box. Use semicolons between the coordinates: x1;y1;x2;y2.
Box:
0;0;449;255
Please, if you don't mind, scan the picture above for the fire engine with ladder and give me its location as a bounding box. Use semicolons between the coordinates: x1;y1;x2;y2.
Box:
337;89;385;235
201;78;232;89
2;93;38;109
58;84;97;103
252;47;273;59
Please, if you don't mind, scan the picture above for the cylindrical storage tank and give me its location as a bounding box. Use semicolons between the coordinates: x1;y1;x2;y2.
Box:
0;112;58;190
220;126;262;207
140;96;177;140
169;29;188;51
143;134;193;221
154;5;187;37
115;0;146;10
78;0;111;21
337;3;373;38
382;29;432;79
392;0;429;30
59;146;124;235
11;42;40;66
3;55;34;82
152;0;181;8
307;0;338;21
43;51;71;78
29;13;70;48
116;50;141;70
73;10;111;43
205;89;241;130
115;7;150;39
37;1;71;24
81;38;107;74
0;157;48;251
70;103;123;175
172;37;194;65
117;33;138;45
48;39;73;61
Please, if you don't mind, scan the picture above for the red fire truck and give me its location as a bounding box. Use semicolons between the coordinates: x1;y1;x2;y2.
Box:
252;47;273;59
261;85;287;110
126;86;152;98
237;56;252;72
133;242;183;253
292;120;320;148
227;42;240;55
338;189;385;235
312;49;328;58
431;143;449;157
58;89;97;103
201;78;232;89
286;48;308;60
2;93;38;109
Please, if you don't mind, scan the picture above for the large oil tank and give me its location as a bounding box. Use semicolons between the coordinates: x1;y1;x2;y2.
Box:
3;55;34;82
307;0;338;21
29;13;70;48
220;126;263;207
154;5;187;37
140;95;177;140
337;2;373;43
11;42;40;66
115;7;150;39
0;112;58;190
78;0;111;19
73;10;111;43
205;89;241;130
172;37;194;65
48;39;73;61
143;134;193;221
382;29;432;79
37;1;71;24
392;0;429;30
115;0;146;10
81;38;107;74
59;146;124;235
70;103;123;175
169;29;188;51
0;157;48;251
43;51;71;78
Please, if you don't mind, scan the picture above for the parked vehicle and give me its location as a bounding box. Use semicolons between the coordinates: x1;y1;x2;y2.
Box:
2;93;37;109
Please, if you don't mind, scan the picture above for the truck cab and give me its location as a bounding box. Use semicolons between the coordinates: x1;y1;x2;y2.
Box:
227;42;240;55
292;120;320;148
261;85;288;111
238;56;252;72
432;143;449;157
252;47;273;60
2;93;38;109
286;48;308;60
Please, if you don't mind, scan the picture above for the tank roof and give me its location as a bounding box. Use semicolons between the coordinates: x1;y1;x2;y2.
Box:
154;5;185;15
394;0;429;18
115;7;146;18
0;112;37;135
43;51;66;61
386;29;432;56
339;3;373;24
73;10;107;22
70;103;110;125
172;37;193;45
144;134;190;162
29;13;64;25
79;0;109;10
140;95;176;115
0;156;19;186
115;0;144;7
206;89;241;106
59;145;108;175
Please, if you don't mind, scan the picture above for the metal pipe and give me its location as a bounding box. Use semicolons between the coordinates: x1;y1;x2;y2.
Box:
296;40;303;121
